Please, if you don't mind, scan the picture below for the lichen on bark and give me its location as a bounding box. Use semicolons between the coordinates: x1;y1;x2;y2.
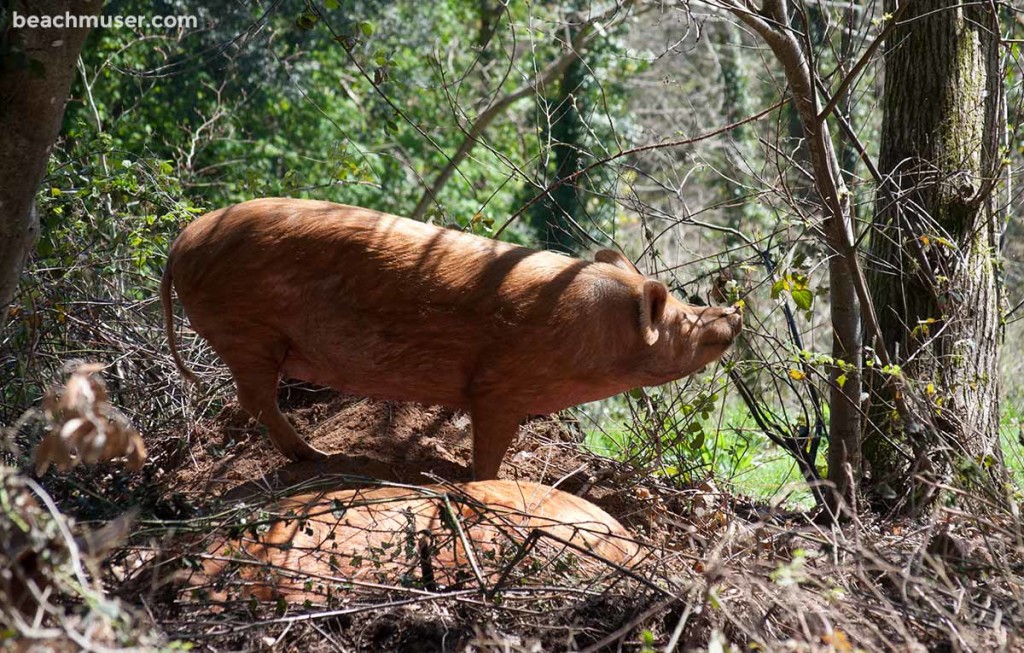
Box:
864;0;1005;508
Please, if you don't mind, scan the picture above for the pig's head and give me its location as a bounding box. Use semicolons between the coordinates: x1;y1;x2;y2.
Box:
638;279;743;380
595;250;743;384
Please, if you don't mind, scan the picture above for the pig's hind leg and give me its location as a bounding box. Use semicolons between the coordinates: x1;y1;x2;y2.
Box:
228;358;328;462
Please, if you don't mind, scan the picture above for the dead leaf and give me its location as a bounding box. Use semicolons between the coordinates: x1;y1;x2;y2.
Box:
34;363;147;475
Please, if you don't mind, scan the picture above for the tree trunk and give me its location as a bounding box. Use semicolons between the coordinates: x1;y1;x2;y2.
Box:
864;0;1004;507
0;1;98;327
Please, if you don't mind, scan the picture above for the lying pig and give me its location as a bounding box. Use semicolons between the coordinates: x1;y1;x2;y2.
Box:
187;479;639;604
161;198;742;478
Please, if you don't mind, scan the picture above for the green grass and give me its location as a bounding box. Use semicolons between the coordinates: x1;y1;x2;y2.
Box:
583;402;818;509
719;448;815;508
999;320;1024;489
998;402;1024;489
585;396;1024;510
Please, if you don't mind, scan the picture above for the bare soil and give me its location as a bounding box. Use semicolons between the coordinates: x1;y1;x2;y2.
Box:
167;384;652;529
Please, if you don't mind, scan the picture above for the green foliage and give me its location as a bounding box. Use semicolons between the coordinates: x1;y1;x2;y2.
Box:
38;148;201;288
51;0;637;249
998;397;1024;489
523;13;641;252
771;272;814;312
582;371;813;506
600;381;725;479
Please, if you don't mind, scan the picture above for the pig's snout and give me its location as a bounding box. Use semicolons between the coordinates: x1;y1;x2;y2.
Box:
723;305;743;332
696;305;743;347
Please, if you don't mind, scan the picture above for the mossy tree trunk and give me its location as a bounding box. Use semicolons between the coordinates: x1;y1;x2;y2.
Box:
864;0;1005;507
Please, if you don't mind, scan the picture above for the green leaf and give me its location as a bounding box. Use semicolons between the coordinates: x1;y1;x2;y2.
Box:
359;20;374;36
296;12;318;30
690;431;705;450
791;288;813;310
324;0;339;8
771;278;787;299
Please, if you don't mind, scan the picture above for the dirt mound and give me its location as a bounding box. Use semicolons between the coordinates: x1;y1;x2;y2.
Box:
168;385;649;527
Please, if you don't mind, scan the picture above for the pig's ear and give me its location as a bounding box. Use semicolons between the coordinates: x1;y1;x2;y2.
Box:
640;280;668;345
595;249;643;276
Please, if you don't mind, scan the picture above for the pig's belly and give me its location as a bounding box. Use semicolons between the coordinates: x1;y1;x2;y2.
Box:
277;323;638;414
279;341;474;409
514;378;638;414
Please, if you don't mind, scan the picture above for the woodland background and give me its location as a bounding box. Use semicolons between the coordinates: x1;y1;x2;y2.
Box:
2;0;1024;651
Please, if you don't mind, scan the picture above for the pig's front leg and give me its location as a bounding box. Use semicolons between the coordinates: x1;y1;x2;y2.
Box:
469;403;525;480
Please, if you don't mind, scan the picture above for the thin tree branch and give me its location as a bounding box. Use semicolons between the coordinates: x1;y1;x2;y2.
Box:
494;97;789;237
815;0;914;123
410;0;636;220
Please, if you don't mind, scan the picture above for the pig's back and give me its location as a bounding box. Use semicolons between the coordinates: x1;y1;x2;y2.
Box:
171;198;571;311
